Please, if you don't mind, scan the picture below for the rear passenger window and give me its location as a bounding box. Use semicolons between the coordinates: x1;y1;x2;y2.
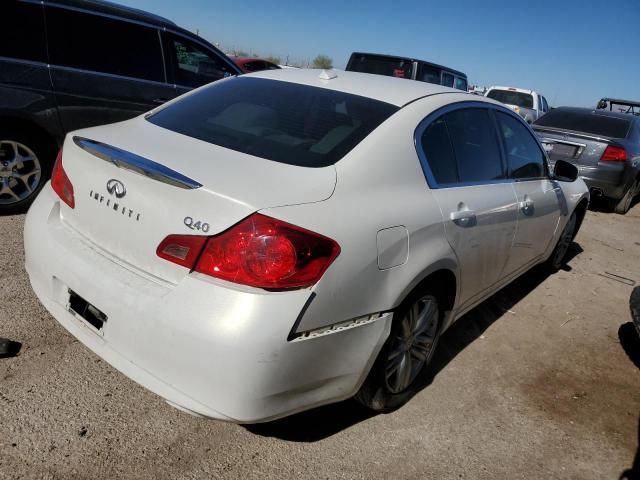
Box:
444;109;505;183
442;73;454;88
47;7;164;82
164;33;236;87
421;118;457;184
0;1;47;62
496;112;546;179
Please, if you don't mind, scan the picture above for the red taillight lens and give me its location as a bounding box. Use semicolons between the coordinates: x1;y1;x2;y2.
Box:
600;145;627;162
156;213;340;290
51;149;75;208
156;235;208;269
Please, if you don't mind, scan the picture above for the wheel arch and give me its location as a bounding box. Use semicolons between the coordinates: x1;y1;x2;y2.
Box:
393;259;459;330
572;196;589;240
0;114;62;154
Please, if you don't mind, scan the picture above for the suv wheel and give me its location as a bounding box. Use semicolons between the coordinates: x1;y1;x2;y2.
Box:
355;289;442;412
0;130;53;214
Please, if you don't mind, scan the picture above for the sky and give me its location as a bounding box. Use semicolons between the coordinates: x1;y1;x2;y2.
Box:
117;0;640;107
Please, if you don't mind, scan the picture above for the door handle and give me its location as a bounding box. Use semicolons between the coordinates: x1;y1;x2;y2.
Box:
518;199;535;215
450;209;476;227
152;98;169;105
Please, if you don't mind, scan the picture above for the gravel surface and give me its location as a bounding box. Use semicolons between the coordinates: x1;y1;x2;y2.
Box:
1;203;639;479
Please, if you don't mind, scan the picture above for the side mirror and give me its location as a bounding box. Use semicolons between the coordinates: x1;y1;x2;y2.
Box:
553;159;578;182
597;99;608;110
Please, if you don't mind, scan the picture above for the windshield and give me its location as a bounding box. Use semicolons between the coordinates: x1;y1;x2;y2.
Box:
147;77;399;167
487;89;534;109
534;109;631;139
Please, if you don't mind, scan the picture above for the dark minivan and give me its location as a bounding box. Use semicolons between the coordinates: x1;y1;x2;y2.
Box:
346;52;468;91
0;0;241;213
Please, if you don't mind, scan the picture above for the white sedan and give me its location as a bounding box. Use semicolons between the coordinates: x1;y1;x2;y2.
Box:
24;69;589;422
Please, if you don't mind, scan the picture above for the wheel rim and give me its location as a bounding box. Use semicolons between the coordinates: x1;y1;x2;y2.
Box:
384;295;439;394
0;140;42;205
553;215;575;266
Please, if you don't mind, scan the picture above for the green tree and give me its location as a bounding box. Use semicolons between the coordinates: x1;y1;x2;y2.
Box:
312;54;333;69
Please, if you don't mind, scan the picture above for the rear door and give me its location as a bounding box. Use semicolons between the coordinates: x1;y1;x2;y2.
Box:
495;110;561;272
45;5;177;132
416;105;518;308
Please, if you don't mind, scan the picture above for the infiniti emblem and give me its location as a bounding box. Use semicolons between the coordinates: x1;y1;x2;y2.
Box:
106;179;126;198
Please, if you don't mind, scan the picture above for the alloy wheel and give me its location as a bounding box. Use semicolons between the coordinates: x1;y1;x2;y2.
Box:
384;295;439;394
0;140;42;205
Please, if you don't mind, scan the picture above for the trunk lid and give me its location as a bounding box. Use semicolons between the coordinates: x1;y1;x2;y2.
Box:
59;117;337;284
534;126;612;167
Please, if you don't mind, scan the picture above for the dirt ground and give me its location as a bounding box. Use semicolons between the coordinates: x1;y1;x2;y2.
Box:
1;201;639;480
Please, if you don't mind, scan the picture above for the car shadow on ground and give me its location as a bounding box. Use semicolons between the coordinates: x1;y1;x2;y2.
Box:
245;243;583;442
618;287;640;480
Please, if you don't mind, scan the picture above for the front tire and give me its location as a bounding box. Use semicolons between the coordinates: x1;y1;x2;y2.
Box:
546;213;577;271
0;128;54;214
355;289;442;412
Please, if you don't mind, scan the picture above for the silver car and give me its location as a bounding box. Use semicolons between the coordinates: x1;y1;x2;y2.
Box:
24;69;589;422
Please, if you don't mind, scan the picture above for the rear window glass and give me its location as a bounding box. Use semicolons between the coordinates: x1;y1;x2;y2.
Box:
534;109;631;138
147;77;399;167
347;55;413;79
487;89;534;109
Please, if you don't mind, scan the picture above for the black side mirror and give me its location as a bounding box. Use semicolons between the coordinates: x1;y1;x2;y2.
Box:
553;159;578;182
597;99;608;110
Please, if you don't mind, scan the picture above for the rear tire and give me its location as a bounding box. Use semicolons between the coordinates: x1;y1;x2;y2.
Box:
0;127;54;215
546;213;577;271
613;180;639;215
355;289;442;412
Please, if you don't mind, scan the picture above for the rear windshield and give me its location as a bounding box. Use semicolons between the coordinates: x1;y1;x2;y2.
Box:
347;54;413;79
534;109;631;139
147;77;399;167
487;89;534;109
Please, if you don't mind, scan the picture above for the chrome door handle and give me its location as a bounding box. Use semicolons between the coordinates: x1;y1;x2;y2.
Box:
450;210;476;226
518;199;535;214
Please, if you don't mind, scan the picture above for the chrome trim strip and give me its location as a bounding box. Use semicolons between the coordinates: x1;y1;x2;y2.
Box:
289;312;392;342
73;136;202;190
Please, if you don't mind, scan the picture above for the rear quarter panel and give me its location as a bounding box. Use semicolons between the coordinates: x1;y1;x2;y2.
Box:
262;94;470;334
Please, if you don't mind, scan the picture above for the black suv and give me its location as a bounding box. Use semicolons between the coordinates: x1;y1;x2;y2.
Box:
0;0;241;213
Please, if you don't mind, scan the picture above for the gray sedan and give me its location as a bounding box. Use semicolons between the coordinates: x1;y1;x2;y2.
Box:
534;107;640;214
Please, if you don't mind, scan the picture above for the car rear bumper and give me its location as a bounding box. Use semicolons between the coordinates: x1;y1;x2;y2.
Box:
24;186;391;423
550;161;632;199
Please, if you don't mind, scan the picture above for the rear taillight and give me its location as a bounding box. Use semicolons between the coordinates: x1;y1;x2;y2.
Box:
156;235;208;269
156;213;340;290
51;149;75;208
600;145;627;162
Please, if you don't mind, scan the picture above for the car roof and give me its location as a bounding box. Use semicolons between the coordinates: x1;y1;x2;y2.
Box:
550;106;637;122
43;0;178;29
487;86;536;95
349;52;467;78
247;68;467;107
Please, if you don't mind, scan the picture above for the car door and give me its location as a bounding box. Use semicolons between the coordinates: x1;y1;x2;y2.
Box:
162;32;239;97
45;5;177;132
416;105;518;308
494;110;562;274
